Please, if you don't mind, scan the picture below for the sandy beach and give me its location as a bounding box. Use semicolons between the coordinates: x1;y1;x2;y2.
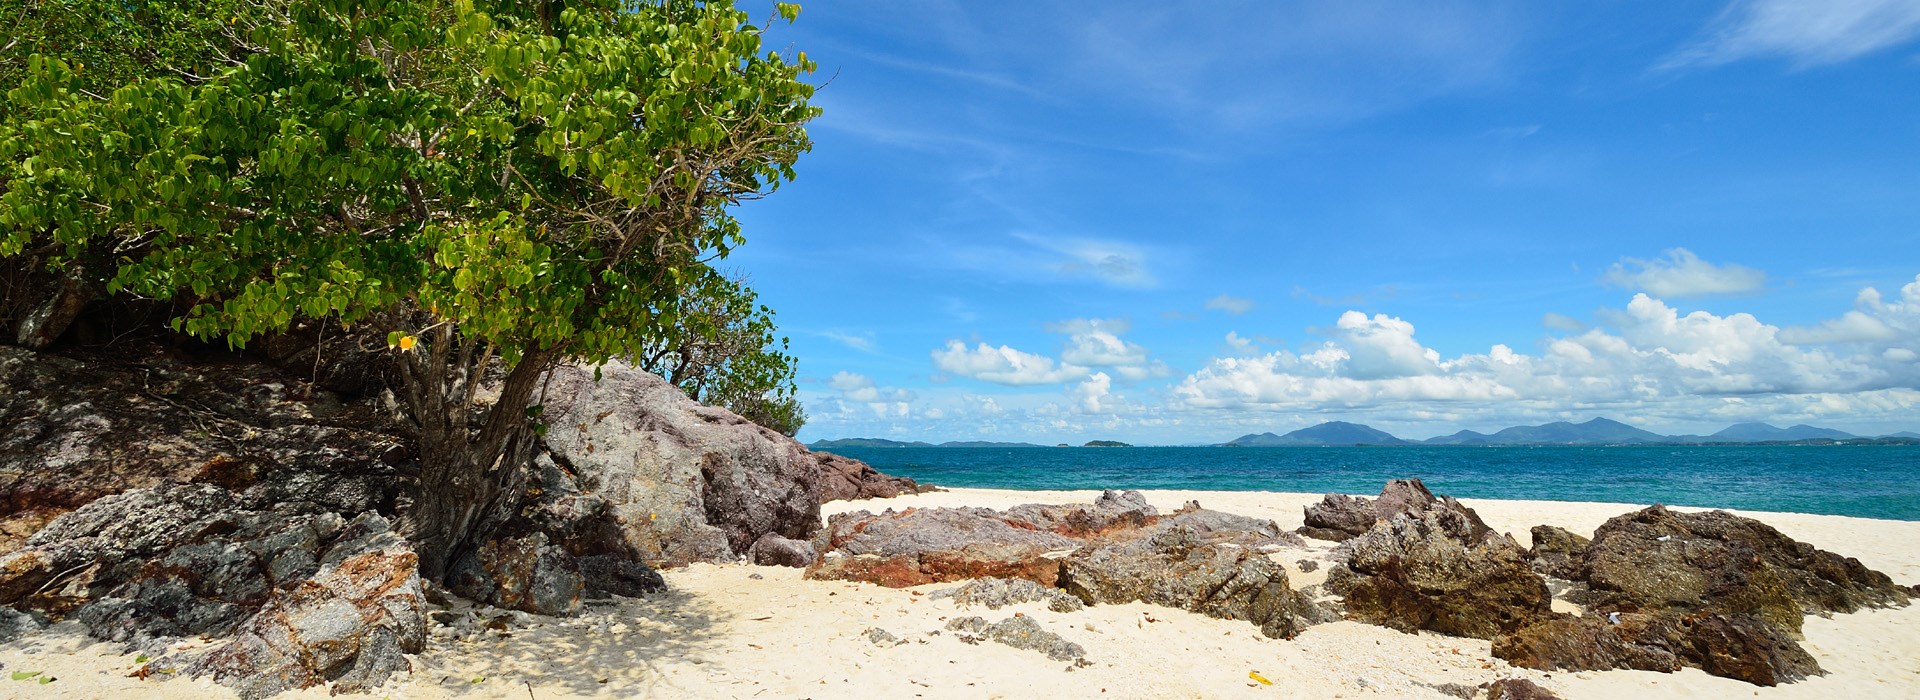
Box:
3;487;1916;699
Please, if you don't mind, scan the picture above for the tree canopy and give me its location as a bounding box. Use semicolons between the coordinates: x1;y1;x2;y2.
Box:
1;0;819;577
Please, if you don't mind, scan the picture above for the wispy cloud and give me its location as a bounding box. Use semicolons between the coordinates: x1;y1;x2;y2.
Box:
1660;0;1920;70
1205;294;1255;315
820;330;878;353
1603;248;1766;298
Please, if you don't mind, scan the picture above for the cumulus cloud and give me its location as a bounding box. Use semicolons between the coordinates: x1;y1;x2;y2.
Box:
1205;294;1255;315
1603;248;1766;298
827;370;915;403
1072;372;1116;413
931;340;1087;385
1175;282;1920;416
1661;0;1920;70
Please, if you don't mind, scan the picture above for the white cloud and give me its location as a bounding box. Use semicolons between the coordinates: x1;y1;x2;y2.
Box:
931;340;1087;385
1603;248;1766;298
1012;233;1156;288
1225;331;1259;355
827;371;914;403
821;330;877;352
1205;294;1255;315
1072;372;1116;413
1662;0;1920;70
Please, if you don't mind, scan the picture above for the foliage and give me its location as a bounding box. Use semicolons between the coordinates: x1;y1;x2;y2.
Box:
635;267;803;434
0;0;266;117
0;0;818;576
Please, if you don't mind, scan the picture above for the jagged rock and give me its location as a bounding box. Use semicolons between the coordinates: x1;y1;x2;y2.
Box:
1148;502;1308;549
0;344;408;557
805;508;1077;587
183;513;426;698
1493;610;1821;686
748;533;816;568
1300;493;1376;542
865;627;904;647
447;532;583;616
1331;501;1547;639
577;555;665;599
1584;505;1908;635
536;362;823;566
1527;526;1590;580
932;577;1085;612
814;451;933;501
1061;521;1327;639
1483;678;1562;700
1375;478;1440;521
1004;489;1159;537
980;615;1086;661
0;607;41;643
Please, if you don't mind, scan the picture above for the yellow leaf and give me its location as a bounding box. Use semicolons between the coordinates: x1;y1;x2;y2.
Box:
1249;671;1272;685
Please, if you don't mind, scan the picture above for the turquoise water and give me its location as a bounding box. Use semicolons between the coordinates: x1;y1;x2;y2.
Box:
829;445;1920;521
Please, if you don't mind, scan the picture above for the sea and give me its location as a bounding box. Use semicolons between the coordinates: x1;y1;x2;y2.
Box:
827;445;1920;521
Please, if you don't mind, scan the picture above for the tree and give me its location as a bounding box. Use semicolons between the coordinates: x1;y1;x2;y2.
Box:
635;266;805;435
1;0;819;580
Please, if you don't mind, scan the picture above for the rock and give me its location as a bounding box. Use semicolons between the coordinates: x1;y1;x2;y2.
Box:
1527;526;1591;580
813;451;933;501
1431;682;1480;699
945;615;988;634
1060;520;1327;639
1004;489;1159;537
0;344;408;557
577;555;665;599
0;607;41;643
1147;503;1307;549
865;627;904;647
183;513;426;698
747;533;816;568
981;615;1086;661
1296;559;1320;573
1493;610;1821;686
805;507;1076;587
1300;493;1376;542
1332;501;1548;639
447;532;584;616
1484;678;1561;700
536;362;823;566
1583;505;1908;635
932;577;1085;613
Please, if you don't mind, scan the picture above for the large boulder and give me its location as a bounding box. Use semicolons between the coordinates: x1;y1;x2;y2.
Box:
805;507;1077;587
1003;489;1161;537
1527;525;1591;580
1060;516;1327;639
1583;505;1909;635
1328;498;1548;639
447;531;584;616
182;513;427;698
0;344;408;556
1300;479;1495;544
535;362;823;566
813;451;934;501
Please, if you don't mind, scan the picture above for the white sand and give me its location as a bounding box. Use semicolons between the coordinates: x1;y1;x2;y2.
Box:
3;488;1916;699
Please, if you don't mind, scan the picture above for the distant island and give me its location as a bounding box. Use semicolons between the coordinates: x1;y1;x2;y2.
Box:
812;419;1918;449
1222;418;1920;447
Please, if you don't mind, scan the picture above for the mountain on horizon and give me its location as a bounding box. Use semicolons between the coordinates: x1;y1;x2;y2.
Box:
1225;421;1409;446
1423;417;1666;445
1711;422;1857;442
1882;431;1920;440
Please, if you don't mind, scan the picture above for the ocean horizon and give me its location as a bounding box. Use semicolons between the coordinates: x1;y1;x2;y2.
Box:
829;444;1920;521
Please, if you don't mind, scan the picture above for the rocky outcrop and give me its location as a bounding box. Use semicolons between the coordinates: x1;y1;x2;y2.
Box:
813;451;934;501
0;343;409;556
933;577;1085;612
1060;514;1328;640
1493;610;1820;686
181;514;426;698
1300;479;1494;544
946;615;1087;662
534;361;823;566
1526;526;1590;580
1483;678;1562;700
806;507;1077;587
1583;505;1908;633
1004;489;1160;537
1326;494;1546;639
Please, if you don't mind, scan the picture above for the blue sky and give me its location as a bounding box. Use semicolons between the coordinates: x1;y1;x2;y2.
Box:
724;0;1920;444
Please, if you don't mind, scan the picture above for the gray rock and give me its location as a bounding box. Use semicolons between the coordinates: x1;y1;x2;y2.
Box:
748;533;816;568
1527;525;1590;580
1300;493;1376;542
814;451;934;501
578;555;665;599
0;607;41;643
1003;489;1159;537
447;532;584;616
945;615;987;634
982;615;1086;661
934;577;1085;613
1061;521;1327;639
865;627;903;647
536;362;823;565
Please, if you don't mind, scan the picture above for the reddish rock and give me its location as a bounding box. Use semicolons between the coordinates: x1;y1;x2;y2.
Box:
1331;496;1547;639
1526;525;1591;580
805;507;1075;587
813;451;934;502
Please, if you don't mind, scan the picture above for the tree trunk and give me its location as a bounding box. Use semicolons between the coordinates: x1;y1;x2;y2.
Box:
395;327;556;583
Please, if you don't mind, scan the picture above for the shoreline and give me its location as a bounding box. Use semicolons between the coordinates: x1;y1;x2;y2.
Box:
4;488;1915;699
